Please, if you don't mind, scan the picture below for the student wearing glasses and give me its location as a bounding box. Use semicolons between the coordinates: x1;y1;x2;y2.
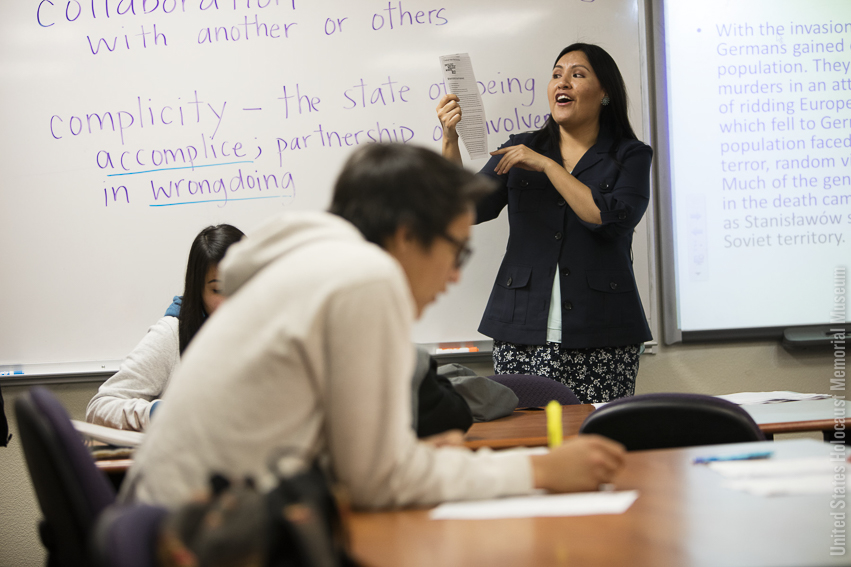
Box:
120;143;624;510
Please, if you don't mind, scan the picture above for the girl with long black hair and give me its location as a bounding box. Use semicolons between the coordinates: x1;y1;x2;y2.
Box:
87;224;244;430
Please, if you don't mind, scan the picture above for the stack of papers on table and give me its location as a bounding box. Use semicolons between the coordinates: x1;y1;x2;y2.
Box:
72;420;144;447
715;391;832;405
430;490;639;520
591;391;832;411
709;457;848;496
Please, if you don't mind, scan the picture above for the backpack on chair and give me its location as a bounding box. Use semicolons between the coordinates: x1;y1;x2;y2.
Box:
158;454;357;567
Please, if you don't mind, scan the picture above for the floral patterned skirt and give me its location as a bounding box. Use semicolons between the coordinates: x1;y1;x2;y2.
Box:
492;341;641;404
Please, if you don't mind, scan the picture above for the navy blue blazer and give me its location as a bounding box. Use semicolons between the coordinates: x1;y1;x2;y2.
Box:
476;131;653;349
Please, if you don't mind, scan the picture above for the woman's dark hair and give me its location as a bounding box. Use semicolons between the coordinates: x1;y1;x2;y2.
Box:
532;42;637;159
328;143;494;247
179;224;244;353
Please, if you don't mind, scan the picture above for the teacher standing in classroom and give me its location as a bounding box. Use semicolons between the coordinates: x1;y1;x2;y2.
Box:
436;43;652;404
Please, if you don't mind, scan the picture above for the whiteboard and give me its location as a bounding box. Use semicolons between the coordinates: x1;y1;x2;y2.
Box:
0;0;651;369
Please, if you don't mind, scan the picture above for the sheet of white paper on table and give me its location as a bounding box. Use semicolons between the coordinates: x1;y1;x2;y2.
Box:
708;456;838;478
708;456;848;496
723;475;838;496
429;490;639;520
72;420;145;447
715;391;832;405
589;392;831;411
439;53;489;160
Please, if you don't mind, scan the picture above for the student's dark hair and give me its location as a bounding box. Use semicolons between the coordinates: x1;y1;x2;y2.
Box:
531;43;637;160
179;224;245;354
328;143;494;247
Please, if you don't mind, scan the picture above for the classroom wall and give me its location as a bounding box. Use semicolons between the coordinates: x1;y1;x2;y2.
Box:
639;341;838;395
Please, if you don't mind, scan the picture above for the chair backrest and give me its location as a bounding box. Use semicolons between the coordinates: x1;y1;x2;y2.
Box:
578;392;766;451
92;504;169;567
486;374;580;408
16;386;116;567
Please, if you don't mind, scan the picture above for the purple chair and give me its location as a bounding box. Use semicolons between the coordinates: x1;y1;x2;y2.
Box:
486;374;580;408
15;386;116;567
579;392;766;451
92;504;169;567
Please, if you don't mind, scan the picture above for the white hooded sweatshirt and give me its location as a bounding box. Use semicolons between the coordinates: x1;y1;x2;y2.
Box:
120;212;533;509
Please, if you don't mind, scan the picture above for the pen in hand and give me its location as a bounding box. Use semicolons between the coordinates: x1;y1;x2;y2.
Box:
546;400;563;449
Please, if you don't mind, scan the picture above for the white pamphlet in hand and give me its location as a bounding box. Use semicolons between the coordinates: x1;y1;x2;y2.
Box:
439;53;489;160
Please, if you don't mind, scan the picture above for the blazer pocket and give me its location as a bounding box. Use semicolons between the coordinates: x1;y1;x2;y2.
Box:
507;173;547;212
487;265;532;323
586;270;636;327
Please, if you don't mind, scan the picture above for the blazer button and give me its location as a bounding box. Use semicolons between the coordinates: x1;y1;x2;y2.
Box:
610;282;618;290
554;232;563;240
557;198;566;207
600;181;610;190
563;268;570;277
507;277;513;286
520;179;529;188
563;301;573;311
618;211;627;220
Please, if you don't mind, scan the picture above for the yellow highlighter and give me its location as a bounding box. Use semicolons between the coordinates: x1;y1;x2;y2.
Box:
546;400;563;449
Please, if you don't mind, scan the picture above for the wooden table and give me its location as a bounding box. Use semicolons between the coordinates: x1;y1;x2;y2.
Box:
348;439;847;567
94;400;844;476
463;399;848;449
463;406;593;449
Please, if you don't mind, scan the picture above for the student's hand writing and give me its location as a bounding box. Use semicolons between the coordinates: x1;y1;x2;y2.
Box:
436;94;462;139
530;434;625;493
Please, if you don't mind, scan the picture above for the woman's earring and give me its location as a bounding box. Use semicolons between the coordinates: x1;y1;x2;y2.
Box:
601;96;611;106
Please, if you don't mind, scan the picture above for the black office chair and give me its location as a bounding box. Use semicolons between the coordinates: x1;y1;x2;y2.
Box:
16;386;116;567
578;392;765;451
1;385;11;447
486;374;580;408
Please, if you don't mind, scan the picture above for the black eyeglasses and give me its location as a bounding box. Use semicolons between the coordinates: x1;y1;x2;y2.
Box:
439;233;473;269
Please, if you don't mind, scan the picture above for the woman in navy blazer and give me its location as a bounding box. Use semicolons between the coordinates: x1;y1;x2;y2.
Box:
436;43;652;403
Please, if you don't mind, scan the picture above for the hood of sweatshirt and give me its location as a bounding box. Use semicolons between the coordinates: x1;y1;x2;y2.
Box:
219;211;364;297
164;295;182;317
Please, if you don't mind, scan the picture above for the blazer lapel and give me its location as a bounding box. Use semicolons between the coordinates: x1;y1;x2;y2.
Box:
570;133;612;177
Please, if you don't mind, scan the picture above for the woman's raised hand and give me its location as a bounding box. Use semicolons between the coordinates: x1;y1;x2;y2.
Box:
436;94;462;139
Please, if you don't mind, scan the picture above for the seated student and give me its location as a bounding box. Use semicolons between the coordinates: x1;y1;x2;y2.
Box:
119;144;624;510
86;224;245;431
